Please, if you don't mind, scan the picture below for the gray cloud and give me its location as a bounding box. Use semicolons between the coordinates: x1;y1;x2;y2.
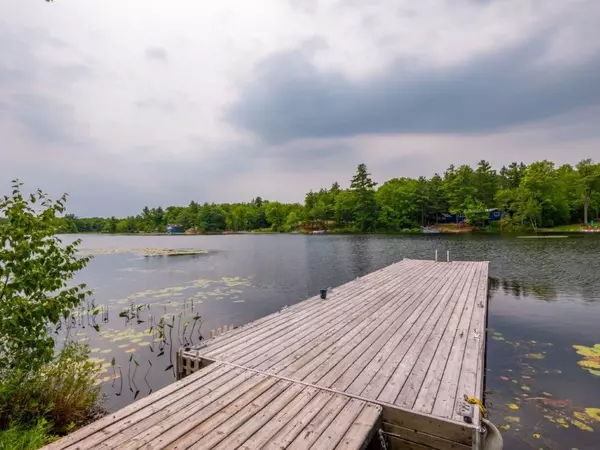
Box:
145;47;168;61
5;93;84;145
226;30;600;144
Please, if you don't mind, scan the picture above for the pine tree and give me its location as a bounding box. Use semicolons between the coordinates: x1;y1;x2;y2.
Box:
350;164;378;232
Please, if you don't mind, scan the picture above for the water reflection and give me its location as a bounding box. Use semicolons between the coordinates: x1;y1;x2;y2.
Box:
488;277;559;302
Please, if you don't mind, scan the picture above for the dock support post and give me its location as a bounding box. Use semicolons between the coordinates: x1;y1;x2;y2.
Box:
447;250;450;262
435;250;438;262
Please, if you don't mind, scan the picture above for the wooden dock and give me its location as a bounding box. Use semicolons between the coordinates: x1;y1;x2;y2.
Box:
45;258;490;450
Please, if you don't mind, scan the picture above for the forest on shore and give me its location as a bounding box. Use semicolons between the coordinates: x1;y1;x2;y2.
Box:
58;159;600;234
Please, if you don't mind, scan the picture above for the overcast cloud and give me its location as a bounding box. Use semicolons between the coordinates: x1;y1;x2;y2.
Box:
1;0;599;216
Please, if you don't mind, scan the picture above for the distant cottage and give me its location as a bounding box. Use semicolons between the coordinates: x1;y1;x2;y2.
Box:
434;208;505;224
166;224;184;234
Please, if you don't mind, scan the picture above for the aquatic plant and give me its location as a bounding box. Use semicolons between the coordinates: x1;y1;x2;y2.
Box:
572;344;600;377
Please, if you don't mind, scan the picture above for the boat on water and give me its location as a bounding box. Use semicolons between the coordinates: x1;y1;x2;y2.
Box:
422;226;440;234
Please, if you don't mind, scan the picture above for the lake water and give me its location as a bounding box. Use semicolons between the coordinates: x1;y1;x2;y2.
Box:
63;233;600;450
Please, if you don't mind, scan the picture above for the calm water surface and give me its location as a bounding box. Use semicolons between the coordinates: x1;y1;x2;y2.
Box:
63;234;600;450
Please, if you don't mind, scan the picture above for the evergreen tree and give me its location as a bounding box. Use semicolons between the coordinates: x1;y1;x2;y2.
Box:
350;164;378;232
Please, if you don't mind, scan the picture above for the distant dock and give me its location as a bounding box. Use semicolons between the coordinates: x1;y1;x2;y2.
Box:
46;258;491;450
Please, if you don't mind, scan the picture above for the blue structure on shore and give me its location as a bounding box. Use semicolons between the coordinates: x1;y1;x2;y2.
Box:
436;209;504;224
167;224;184;234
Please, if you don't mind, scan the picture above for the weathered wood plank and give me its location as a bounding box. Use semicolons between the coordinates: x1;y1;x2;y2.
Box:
396;263;478;409
382;422;471;450
329;262;463;394
172;380;295;450
377;263;470;404
237;387;320;450
432;263;484;419
207;383;309;450
334;403;382;450
381;406;472;447
101;370;265;450
286;395;350;450
362;263;465;402
227;261;432;374
157;378;284;450
204;260;425;362
270;263;453;382
384;433;464;450
45;363;232;450
262;391;336;450
453;262;488;425
199;259;412;354
306;398;366;449
412;263;480;415
201;261;416;358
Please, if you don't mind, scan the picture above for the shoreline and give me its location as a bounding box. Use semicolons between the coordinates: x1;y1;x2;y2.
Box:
61;228;600;237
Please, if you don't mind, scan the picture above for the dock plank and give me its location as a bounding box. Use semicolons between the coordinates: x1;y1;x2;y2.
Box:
396;262;478;409
338;262;463;397
413;263;479;415
432;262;484;419
229;262;432;373
367;263;466;403
262;391;336;449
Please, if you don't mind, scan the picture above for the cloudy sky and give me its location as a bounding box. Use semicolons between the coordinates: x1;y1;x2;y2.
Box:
1;0;599;216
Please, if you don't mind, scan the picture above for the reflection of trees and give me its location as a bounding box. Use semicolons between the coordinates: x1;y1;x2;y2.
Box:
488;277;500;298
581;285;600;303
496;278;558;301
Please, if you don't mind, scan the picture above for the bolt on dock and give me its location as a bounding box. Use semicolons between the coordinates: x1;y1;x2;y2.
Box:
45;258;493;450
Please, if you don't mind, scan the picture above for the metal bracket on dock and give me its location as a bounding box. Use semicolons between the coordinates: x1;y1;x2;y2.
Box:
457;401;475;424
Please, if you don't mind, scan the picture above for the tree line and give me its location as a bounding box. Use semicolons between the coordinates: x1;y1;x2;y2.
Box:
59;159;600;233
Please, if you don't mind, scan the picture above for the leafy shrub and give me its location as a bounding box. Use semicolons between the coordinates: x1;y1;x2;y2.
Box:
0;343;102;435
0;182;100;441
0;181;92;373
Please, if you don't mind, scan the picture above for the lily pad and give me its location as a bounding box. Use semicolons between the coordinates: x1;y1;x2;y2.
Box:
578;360;600;370
570;419;594;432
524;352;545;360
507;403;520;410
504;416;520;423
573;344;600;377
585;408;600;422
